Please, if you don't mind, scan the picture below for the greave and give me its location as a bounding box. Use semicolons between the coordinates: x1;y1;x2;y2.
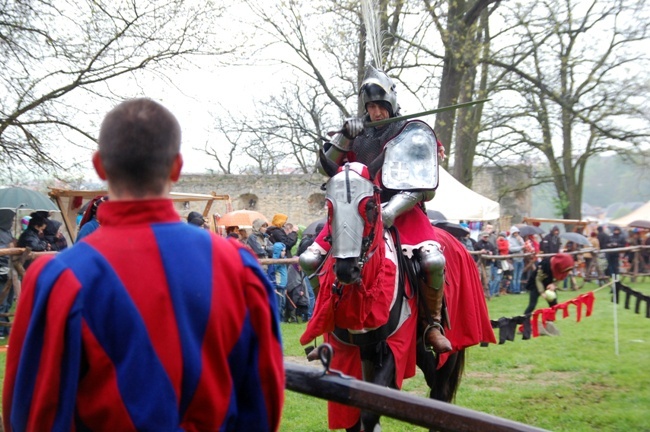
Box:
419;244;452;354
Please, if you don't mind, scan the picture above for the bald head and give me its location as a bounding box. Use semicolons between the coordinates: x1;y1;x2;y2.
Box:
96;98;182;198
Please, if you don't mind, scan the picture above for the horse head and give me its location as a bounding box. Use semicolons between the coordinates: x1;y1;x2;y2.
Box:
319;150;385;285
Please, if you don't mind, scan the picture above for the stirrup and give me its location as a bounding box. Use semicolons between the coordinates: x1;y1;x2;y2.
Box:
422;321;447;353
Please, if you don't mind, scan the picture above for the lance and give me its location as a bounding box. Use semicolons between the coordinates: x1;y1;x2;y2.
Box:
327;98;489;136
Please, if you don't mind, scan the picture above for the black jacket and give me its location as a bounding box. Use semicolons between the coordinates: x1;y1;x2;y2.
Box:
17;228;49;252
540;232;561;254
266;226;297;257
475;238;496;261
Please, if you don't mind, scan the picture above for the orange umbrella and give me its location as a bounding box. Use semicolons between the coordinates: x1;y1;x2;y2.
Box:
216;210;268;228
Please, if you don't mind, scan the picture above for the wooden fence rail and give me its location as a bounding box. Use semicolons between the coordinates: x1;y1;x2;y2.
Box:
285;361;547;432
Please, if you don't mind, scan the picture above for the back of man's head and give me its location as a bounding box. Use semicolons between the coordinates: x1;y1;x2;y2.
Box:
98;98;181;197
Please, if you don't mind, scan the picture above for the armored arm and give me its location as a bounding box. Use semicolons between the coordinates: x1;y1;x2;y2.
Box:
381;189;435;228
316;133;350;175
316;118;364;175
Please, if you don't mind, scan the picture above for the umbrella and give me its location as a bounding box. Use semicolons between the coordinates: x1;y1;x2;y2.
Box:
559;232;591;246
515;224;545;237
0;187;59;212
627;220;650;230
216;210;267;228
426;209;447;222
432;220;470;238
304;217;327;236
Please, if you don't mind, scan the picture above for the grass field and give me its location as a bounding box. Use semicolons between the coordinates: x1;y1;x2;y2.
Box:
0;278;648;431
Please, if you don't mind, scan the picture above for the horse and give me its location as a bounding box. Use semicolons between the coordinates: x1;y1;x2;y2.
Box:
301;153;494;431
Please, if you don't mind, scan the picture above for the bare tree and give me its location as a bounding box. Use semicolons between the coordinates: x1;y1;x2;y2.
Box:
205;78;333;174
206;1;449;171
420;1;500;178
484;0;650;219
0;0;232;179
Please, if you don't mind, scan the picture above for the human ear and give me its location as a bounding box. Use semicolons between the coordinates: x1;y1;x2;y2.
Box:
92;152;107;180
170;154;183;182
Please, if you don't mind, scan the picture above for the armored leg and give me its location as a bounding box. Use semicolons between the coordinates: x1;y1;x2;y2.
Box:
419;242;452;354
299;244;326;297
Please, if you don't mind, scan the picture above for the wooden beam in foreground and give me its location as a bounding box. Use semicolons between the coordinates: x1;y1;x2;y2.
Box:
285;362;548;432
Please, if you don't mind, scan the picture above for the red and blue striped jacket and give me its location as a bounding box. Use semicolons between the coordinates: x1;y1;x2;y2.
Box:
3;199;285;431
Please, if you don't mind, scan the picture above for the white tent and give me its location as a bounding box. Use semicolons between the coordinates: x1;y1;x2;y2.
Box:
425;167;500;221
609;200;650;226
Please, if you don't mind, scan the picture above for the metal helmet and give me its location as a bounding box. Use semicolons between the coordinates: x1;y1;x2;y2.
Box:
359;65;398;117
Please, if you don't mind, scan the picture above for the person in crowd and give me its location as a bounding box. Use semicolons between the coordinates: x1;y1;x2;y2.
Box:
188;216;205;228
76;195;109;241
3;98;284;431
605;226;626;277
186;211;209;230
561;241;578;290
540;225;561;254
267;213;298;258
268;242;288;321
16;213;51;269
475;231;499;297
237;227;250;245
596;225;612;277
523;253;574;315
583;232;600;276
297;222;324;319
508;226;525;294
496;231;510;256
49;220;68;251
496;231;512;294
298;223;324;257
186;211;202;222
0;219;15;339
528;234;541;254
625;228;642;272
290;225;306;257
248;218;273;259
642;232;650;271
484;223;497;248
35;211;68;252
459;231;476;262
596;225;610;250
225;225;240;237
20;216;31;232
285;264;309;323
522;234;539;286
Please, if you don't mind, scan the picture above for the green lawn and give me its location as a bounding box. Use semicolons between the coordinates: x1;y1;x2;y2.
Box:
1;279;648;431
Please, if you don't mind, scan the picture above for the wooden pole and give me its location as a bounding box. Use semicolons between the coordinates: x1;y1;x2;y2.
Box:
285;362;548;432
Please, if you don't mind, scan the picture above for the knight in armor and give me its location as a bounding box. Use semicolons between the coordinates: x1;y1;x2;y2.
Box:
300;65;452;354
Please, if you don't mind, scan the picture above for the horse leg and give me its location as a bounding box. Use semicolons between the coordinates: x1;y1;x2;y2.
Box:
357;344;396;432
345;420;362;432
416;340;465;403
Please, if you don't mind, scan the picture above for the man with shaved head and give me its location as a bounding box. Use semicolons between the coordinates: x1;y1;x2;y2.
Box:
3;98;285;431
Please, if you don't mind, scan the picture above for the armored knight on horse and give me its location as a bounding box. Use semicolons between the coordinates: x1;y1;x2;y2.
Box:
299;63;495;431
301;65;454;354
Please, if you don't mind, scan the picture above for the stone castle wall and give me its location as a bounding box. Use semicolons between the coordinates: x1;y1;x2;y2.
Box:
175;166;532;227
